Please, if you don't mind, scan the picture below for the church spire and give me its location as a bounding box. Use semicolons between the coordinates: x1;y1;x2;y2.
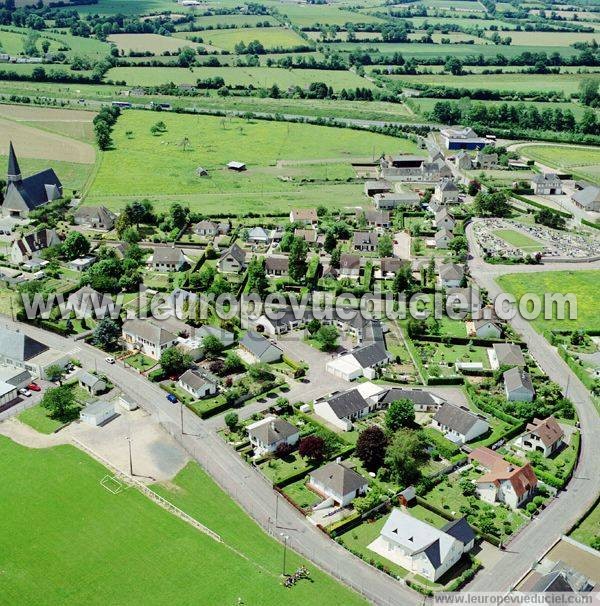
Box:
7;141;22;183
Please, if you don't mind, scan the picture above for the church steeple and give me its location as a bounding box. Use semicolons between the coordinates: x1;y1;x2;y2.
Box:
7;141;22;183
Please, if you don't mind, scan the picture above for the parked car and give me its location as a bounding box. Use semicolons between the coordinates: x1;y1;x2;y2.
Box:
166;394;178;404
18;388;31;397
105;357;115;364
27;383;41;392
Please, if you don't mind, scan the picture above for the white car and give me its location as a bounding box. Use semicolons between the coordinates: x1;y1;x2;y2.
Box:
105;356;115;364
18;388;31;397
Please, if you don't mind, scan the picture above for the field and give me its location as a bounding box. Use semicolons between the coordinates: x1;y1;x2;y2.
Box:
493;229;543;252
260;2;385;26
518;145;600;184
0;437;366;605
106;65;375;90
185;14;278;28
501;30;600;46
570;502;600;550
18;404;64;434
187;27;307;52
107;33;196;53
86;110;416;212
497;270;600;333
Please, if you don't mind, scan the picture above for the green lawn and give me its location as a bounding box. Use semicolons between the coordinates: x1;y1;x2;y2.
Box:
124;352;156;371
282;478;322;510
259;451;312;484
493;229;543;252
570;501;600;550
497;270;600;333
0;439;365;604
18;404;64;434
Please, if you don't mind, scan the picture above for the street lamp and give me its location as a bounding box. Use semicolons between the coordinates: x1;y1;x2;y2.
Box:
280;533;289;576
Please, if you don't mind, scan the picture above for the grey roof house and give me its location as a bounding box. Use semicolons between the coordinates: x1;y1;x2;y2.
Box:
308;461;368;507
239;330;282;364
432;402;490;444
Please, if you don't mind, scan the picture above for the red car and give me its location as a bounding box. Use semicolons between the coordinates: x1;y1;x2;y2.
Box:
27;383;41;392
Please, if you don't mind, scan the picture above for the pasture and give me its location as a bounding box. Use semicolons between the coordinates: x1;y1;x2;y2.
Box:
106;65;375;89
261;1;385;26
191;26;307;51
0;438;365;605
185;14;278;28
518;145;600;185
86;110;416;212
107;33;195;53
501;30;600;46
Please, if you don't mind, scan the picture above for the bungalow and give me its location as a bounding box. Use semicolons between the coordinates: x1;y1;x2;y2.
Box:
515;416;564;457
434;179;460;204
218;243;247;273
503;367;535;402
468;447;537;509
438;263;464;288
80;400;117;427
250;305;313;337
375;387;445;413
247;226;271;245
489;342;526;370
377;509;474;582
446;287;482;315
294;228;317;245
470;318;502;340
68;255;96;272
326;343;391;382
353;231;378;252
308;461;368;507
178;368;218;399
247;416;299;457
364;180;392;198
435;229;453;249
571;185;600;212
435;208;456;231
373;190;420;210
361;209;391;229
265;255;289;277
379;257;406;279
11;228;61;264
532;173;562;195
431;402;489;444
195;325;235;348
290;208;318;226
78;371;107;396
339;253;361;278
148;246;186;272
121;319;179;359
67;285;113;318
73;205;116;231
239;330;282;364
193;220;218;237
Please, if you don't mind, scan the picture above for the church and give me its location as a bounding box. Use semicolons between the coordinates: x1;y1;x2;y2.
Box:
1;142;63;218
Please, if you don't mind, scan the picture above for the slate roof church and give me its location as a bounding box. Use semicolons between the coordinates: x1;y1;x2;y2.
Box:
1;142;63;218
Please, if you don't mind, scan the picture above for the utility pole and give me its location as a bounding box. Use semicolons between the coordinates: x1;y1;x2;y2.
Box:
275;493;279;528
180;402;184;435
127;435;133;476
280;533;289;576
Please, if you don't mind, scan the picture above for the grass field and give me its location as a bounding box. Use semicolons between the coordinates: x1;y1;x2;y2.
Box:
189;27;307;51
518;145;600;184
261;1;385;26
86;110;416;212
497;270;600;333
185;14;278;28
570;502;600;550
0;437;367;605
74;0;180;15
493;229;543;252
17;404;64;434
106;65;374;90
107;33;196;53
499;30;600;46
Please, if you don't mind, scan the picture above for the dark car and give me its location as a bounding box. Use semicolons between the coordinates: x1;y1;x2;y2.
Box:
166;394;178;404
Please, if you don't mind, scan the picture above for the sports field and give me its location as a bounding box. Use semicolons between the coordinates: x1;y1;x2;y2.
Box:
518;145;600;185
0;437;365;605
87;110;415;212
497;270;600;333
493;229;543;252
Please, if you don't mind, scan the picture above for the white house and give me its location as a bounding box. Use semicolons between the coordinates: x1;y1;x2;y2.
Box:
218;243;247;273
376;509;474;582
148;246;186;272
435;229;453;249
503;367;535;402
308;461;368;507
515;416;564;457
339;253;361;278
434;179;460;204
247;416;299;457
326;343;391;382
470;319;502;340
121;319;179;360
178;368;218;399
438;263;464;288
247;226;272;245
468;447;537;509
80;400;117;427
435;208;455;231
531;173;562;195
11;228;61;264
488;342;526;370
290;208;318;226
431;403;489;444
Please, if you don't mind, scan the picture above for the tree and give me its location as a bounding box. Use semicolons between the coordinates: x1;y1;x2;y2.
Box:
94;120;112;150
246;257;269;297
306;318;321;335
330;246;341;269
392;264;414;294
448;235;468;254
579;77;599;107
92;318;121;350
298;435;325;461
385;399;415;432
473;190;511;218
384;429;429;486
45;364;64;383
224;412;239;431
169;203;188;230
314;325;339;351
61;231;90;261
378;234;393;258
41;385;77;422
459;477;476;496
223;351;245;374
202;334;224;358
356;426;387;472
534;208;566;230
445;56;463;76
467;179;481;197
288;237;308;282
323;230;337;254
178;46;196;67
248;362;274;382
160;347;192;376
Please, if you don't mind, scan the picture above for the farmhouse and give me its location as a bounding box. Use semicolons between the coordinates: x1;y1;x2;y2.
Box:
440;126;488;150
239;330;282;364
468;447;537;509
265;255;289;277
294;228;318;244
290;208;318;226
353;231;378;252
247;416;299;457
11;228;61;264
531;173;563;195
489;342;526;370
434;179;460;204
431;402;489;444
1;142;63;218
455;150;473;170
474;151;498;169
375;387;445;412
373;190;420;210
80;400;117;427
339;253;361;278
121;319;179;359
148;246;186;272
434;229;453;249
178;368;218;399
218;243;247;273
571;185;600;212
376;509;474;582
515;416;564;457
73;206;116;231
379;153;451;182
503;367;535;402
308;461;368;507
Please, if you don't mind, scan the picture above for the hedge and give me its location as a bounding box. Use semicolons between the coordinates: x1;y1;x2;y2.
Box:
582;219;600;231
445;558;483;592
327;512;362;537
414;334;524;348
423;427;461;460
426;376;464;386
511;193;573;218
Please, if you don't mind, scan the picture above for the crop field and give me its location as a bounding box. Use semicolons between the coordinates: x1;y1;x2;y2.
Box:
192;27;307;51
518;145;600;184
0;438;365;605
86;110;416;212
107;33;195;53
496;270;600;333
106;65;375;89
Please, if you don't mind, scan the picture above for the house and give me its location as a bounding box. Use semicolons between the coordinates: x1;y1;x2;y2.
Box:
195;325;235;347
178;368;218;399
503;367;535;402
11;228;61;264
294;228;318;244
431;402;489;444
379;154;451;182
218;243;246;273
440;126;488;150
470;318;502;339
326;343;390;382
265;255;289;276
227;161;246;171
531;173;563;195
364;180;392;197
339;253;361;278
239;330;282;364
353;231;378;252
379;257;406;279
375;387;445;412
434;229;453;249
308;461;368;507
377;509;474;582
474;151;498;169
446;287;482;314
571;185;600;212
193;220;218;236
290;208;317;226
121;319;179;359
434;179;460;204
515;416;564;457
148;246;186;272
360;209;391;229
468;447;537;509
78;371;107;396
247;416;299;457
73;205;116;231
435;208;455;231
489;342;526;370
455;150;473;170
68;256;96;272
527;564;596;593
80;400;117;427
1;142;63;218
373;190;420;210
247;226;271;244
438;263;464;288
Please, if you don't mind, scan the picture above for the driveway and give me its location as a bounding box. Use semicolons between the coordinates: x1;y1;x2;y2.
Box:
393;231;411;260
